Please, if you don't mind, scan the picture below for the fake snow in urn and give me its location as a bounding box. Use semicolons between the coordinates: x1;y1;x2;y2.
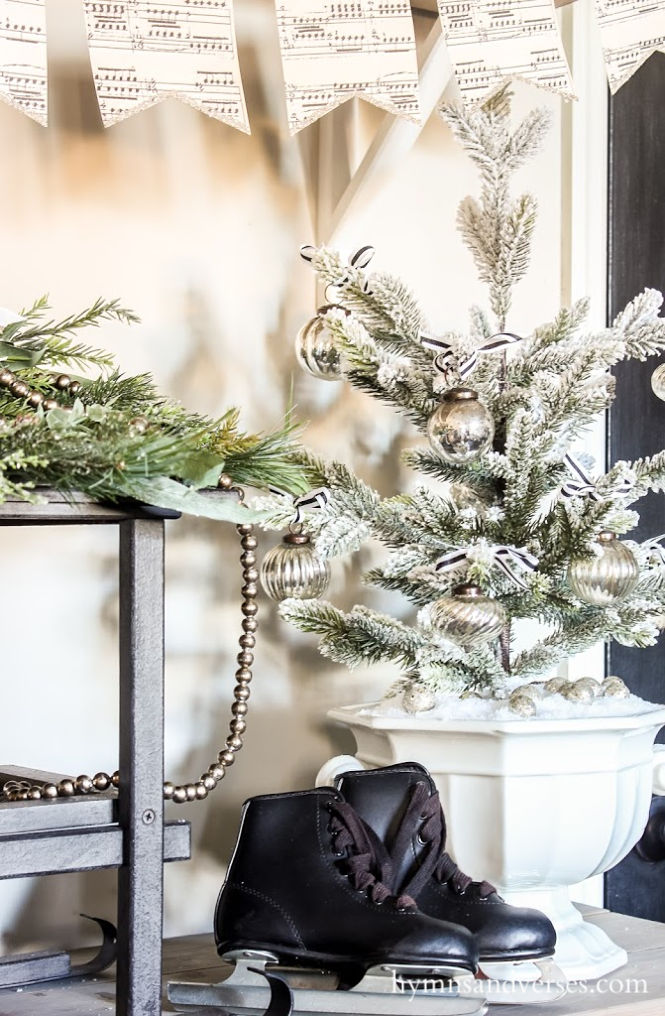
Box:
260;532;331;601
430;583;507;648
567;531;639;606
427;388;494;463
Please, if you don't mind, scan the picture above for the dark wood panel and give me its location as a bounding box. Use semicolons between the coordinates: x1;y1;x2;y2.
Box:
606;53;665;921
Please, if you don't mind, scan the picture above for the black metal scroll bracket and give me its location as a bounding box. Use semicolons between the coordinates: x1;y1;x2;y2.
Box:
249;966;295;1016
0;914;117;991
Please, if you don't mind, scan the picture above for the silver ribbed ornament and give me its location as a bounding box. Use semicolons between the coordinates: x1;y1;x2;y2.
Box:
651;363;665;401
260;532;330;601
430;583;506;648
295;306;344;381
427;388;494;464
567;532;639;606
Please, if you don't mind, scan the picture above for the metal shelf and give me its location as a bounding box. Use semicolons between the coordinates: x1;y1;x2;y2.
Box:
0;492;192;1016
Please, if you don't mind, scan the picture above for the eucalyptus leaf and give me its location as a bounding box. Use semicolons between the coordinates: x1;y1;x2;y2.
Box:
120;476;266;523
0;341;44;367
171;450;225;487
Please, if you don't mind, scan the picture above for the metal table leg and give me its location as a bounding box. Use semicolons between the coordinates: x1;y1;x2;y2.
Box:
117;518;166;1016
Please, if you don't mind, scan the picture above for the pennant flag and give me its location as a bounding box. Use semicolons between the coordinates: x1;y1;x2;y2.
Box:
593;0;665;93
83;0;249;131
275;0;421;134
436;0;575;107
0;0;47;125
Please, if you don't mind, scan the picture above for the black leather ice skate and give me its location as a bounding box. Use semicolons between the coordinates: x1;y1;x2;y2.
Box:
214;786;478;975
335;763;556;968
166;787;488;1016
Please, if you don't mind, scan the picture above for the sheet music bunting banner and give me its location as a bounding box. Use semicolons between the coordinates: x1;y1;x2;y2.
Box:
83;0;249;131
593;0;665;93
275;0;421;134
0;0;47;125
435;0;575;108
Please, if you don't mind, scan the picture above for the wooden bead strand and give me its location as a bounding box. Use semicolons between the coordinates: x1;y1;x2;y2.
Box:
0;369;81;413
1;479;257;806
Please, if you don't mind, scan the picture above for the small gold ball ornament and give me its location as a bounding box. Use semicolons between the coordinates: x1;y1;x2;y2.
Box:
427;388;494;464
575;677;603;698
260;532;331;601
602;675;630;698
561;679;595;703
544;677;567;695
430;583;506;648
508;690;537;717
295;305;345;381
567;532;639;606
402;684;436;714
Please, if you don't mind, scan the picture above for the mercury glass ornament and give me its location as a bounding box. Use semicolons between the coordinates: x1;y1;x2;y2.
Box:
602;675;630;699
567;531;639;606
427;388;494;464
562;679;597;703
544;677;567;695
402;684;436;714
508;690;537;717
430;583;506;648
651;363;665;401
260;532;330;601
295;306;344;381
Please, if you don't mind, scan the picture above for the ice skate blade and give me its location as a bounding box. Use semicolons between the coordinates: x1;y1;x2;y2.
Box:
470;959;567;1005
168;950;487;1016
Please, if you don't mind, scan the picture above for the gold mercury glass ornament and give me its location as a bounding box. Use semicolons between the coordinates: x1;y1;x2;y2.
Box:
260;531;331;601
295;305;345;381
567;531;639;606
430;583;507;648
427;388;495;464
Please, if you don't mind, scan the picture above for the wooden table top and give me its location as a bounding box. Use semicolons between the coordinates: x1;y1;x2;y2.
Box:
1;906;664;1015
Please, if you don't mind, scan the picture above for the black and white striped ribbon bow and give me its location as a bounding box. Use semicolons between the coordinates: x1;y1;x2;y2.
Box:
300;244;375;294
560;454;633;502
419;331;523;381
269;485;331;526
435;544;539;590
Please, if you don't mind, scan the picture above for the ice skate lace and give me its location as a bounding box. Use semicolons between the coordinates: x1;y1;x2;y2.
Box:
327;800;417;911
391;782;495;901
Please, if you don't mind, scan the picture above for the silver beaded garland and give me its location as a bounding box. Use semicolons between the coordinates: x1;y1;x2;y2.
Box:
1;488;258;806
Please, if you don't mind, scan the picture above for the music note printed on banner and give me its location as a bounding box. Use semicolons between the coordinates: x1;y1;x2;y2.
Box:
0;0;47;124
276;0;421;133
593;0;665;92
83;0;249;130
436;0;575;107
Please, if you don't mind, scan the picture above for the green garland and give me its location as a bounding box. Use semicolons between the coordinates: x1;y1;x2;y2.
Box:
0;296;311;522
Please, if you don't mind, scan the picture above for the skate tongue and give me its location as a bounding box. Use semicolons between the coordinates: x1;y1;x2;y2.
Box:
328;802;417;911
391;784;495;900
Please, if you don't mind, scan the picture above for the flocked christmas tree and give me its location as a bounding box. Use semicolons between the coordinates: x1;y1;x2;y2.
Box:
261;89;665;715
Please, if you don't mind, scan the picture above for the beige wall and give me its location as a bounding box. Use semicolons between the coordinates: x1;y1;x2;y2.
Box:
0;0;595;950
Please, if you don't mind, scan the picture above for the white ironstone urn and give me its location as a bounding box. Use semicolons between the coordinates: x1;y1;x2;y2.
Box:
318;703;665;982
